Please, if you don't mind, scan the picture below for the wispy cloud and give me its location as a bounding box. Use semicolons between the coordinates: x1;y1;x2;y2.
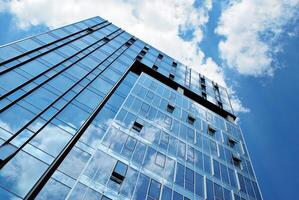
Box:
216;0;299;77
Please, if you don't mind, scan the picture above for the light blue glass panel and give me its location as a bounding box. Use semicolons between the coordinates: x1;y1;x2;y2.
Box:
36;178;70;200
0;151;48;198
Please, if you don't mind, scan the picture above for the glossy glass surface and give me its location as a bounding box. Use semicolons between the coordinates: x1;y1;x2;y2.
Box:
0;16;261;200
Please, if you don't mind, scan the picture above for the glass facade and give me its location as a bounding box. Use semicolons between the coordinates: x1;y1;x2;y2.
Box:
0;16;262;200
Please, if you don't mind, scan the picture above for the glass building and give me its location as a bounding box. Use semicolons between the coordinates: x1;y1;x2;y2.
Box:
0;16;262;200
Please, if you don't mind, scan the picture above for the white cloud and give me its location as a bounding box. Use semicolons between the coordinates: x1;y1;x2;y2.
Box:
216;0;299;76
0;0;249;113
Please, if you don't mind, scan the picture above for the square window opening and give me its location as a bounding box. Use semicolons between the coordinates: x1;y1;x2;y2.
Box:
228;137;237;148
103;37;110;43
152;65;158;71
232;154;241;168
169;73;175;80
110;161;128;184
166;103;175;113
132;121;143;132
158;54;163;59
187;114;196;125
136;55;143;61
207;125;216;136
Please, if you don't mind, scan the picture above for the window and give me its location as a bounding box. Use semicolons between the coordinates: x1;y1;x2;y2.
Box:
169;73;175;80
110;161;128;184
155;152;166;168
125;136;137;151
207;124;216;136
152;65;158;71
158;54;163;59
232;154;241;168
132;121;143;132
136;55;143;61
125;41;132;47
166;103;175;113
148;179;161;200
228;137;237;148
103;37;110;42
185;167;194;193
140;50;146;56
187;114;196;125
172;62;177;67
86;27;94;33
0;144;17;164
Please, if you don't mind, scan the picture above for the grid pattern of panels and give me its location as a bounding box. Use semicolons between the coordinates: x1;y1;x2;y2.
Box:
0;17;233;115
0;16;261;200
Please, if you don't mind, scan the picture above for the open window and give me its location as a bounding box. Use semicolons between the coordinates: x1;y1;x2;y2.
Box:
172;62;177;68
166;103;175;113
158;54;163;59
136;55;143;61
132;120;143;132
169;73;175;80
140;50;146;56
103;37;110;43
187;114;196;125
228;137;237;148
152;65;158;71
232;154;242;168
86;27;94;33
207;124;216;136
110;161;128;184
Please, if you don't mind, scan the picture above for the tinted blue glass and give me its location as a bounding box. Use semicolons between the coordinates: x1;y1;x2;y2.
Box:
206;179;214;200
195;173;204;197
175;163;185;187
185;167;194;193
173;191;183;200
133;173;150;200
56;103;89;130
0;151;48;198
120;167;138;198
0;186;21;200
0;70;28;94
0;45;22;61
0;103;35;133
59;146;91;179
161;186;172;200
30;123;72;157
36;178;70;200
148;179;161;199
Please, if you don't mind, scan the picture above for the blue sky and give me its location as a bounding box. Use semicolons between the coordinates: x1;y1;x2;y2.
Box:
0;0;299;199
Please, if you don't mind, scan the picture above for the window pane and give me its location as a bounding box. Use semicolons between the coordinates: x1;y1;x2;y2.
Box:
36;178;70;200
148;179;161;199
30;123;72;157
0;151;48;198
132;173;150;200
59;147;91;179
